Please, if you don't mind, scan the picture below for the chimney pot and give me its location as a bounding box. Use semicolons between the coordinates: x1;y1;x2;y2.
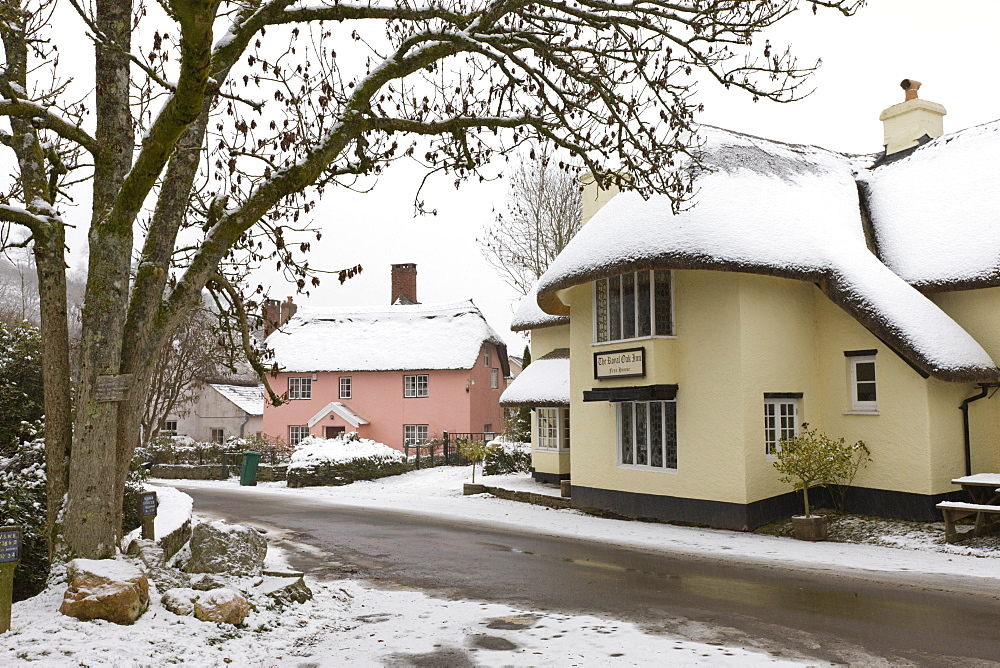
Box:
901;78;921;101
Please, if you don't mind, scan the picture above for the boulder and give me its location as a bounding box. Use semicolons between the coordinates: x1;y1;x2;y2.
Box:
59;559;149;625
193;588;249;625
187;520;267;576
257;574;313;606
161;587;201;616
190;573;229;591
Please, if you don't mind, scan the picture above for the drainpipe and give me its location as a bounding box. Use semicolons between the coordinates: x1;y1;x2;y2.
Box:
961;385;990;476
239;412;250;439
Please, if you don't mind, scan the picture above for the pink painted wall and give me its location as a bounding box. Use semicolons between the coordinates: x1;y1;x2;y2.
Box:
263;343;507;450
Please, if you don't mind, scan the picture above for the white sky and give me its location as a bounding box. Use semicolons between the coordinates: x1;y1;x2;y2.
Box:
269;0;1000;352
31;1;1000;353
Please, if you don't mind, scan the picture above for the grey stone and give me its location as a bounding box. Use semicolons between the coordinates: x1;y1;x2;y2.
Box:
257;575;313;606
161;587;201;616
186;520;267;576
190;573;229;591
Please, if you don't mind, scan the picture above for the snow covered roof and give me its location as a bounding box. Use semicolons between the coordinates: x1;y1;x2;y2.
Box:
511;281;570;332
499;349;570;407
266;300;509;374
307;402;370;428
860;119;1000;290
208;383;264;416
535;126;1000;383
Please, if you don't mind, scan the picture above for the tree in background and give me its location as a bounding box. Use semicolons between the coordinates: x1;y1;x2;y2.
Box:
140;307;234;444
480;147;583;295
0;0;862;559
509;345;533;443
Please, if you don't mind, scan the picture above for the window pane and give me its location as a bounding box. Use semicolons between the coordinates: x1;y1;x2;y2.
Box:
622;272;635;340
635;402;648;465
620;402;633;464
654;271;673;336
855;361;875;382
650;401;663;467
596;279;609;343
664;401;677;469
562;408;571;450
779;402;796;440
608;274;621;341
637;271;651;337
857;382;877;402
764;403;776;454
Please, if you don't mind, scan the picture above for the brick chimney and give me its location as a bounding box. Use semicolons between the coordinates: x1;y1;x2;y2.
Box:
263;296;297;336
391;263;418;305
879;79;946;157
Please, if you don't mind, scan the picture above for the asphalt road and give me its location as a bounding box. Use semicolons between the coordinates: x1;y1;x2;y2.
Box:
174;484;1000;666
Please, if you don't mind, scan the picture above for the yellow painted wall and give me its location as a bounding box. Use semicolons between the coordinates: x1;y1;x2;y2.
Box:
561;269;1000;506
528;324;572;476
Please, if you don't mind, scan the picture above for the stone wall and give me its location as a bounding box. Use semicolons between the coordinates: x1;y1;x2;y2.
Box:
287;460;410;488
150;464;287;482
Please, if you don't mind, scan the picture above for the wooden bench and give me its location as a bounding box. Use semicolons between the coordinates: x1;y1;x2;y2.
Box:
937;501;1000;543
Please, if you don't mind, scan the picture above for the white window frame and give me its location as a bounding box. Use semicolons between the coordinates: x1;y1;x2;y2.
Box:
404;374;429;398
288;376;312;400
850;355;878;412
403;424;429;447
339;376;352;399
485;348;491;367
764;398;799;459
490;368;499;389
593;270;675;344
616;400;677;471
536;407;570;452
289;425;309;446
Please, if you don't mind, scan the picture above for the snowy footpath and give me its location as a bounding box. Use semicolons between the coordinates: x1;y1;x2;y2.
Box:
3;466;998;666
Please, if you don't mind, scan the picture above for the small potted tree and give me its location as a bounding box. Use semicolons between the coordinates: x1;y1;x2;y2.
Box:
459;439;491;495
772;424;868;541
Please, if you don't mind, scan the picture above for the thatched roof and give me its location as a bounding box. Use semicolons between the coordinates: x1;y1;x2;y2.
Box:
499;348;570;407
534;126;1000;383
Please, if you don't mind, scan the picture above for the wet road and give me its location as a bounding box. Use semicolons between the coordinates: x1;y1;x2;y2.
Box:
175;484;1000;666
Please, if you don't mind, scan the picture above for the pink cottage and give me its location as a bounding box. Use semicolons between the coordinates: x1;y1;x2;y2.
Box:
262;265;509;451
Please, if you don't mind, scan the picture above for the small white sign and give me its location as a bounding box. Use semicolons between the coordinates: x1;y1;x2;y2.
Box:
594;347;645;380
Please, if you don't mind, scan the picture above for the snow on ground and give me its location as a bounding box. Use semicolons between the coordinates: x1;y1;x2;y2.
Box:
170;466;1000;582
121;484;192;549
6;467;999;666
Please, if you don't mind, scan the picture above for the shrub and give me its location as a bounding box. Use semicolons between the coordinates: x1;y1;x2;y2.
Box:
0;322;43;455
483;439;532;476
0;428;48;601
458;439;491;483
772;423;869;517
286;433;410;487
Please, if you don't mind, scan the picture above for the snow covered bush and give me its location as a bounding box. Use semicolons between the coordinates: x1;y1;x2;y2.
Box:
286;434;409;487
483;438;532;476
0;321;43;454
0;428;48;601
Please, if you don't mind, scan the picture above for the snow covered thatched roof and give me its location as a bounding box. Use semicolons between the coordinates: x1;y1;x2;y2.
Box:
861;119;1000;291
499;349;570;407
208;383;264;416
534;126;1000;383
267;300;509;374
511;281;570;332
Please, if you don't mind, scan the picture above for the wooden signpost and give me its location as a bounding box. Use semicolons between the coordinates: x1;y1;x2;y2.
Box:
139;491;158;541
0;525;21;633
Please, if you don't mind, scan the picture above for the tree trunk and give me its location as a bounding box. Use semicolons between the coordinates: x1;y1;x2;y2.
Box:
62;0;134;559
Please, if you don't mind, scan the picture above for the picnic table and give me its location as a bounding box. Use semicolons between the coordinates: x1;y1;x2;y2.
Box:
938;473;1000;543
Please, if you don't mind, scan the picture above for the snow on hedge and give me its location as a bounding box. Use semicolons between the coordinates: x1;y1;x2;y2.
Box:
288;434;404;470
267;300;505;372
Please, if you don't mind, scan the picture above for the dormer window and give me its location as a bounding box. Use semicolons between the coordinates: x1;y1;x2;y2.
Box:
595;270;673;343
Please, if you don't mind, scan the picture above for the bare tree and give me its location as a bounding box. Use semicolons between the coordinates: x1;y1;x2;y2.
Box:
481;147;582;295
0;0;862;558
140;307;232;445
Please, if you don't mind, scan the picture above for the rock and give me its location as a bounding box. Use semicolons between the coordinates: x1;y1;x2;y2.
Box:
257;575;313;606
147;566;189;591
193;588;249;625
161;587;201;616
187;520;267;576
190;573;229;591
59;559;149;625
